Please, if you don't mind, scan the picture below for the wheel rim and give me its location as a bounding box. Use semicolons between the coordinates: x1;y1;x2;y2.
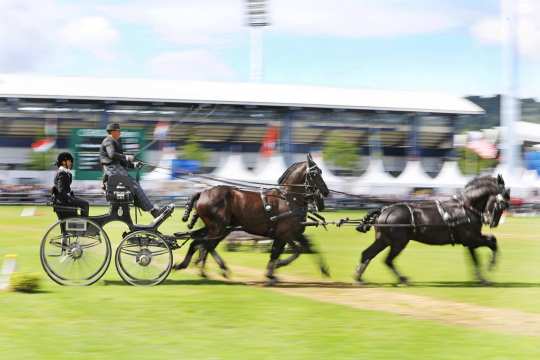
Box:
40;218;111;286
115;231;172;286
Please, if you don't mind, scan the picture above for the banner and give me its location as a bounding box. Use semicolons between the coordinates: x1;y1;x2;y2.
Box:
260;125;279;157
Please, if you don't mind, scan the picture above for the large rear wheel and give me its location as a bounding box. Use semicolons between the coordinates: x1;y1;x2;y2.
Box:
40;218;111;286
115;231;173;286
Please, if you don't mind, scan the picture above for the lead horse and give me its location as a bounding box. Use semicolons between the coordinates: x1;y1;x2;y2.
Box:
175;154;330;283
352;175;510;284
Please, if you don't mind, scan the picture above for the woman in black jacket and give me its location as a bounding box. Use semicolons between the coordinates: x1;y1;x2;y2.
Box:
53;152;89;217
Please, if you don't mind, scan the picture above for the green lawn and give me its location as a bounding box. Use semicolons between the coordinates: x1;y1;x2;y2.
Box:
1;205;539;359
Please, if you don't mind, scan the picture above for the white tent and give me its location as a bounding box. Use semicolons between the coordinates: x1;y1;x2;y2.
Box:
310;153;346;191
255;154;288;184
433;161;469;192
352;158;400;195
212;153;255;182
394;160;435;188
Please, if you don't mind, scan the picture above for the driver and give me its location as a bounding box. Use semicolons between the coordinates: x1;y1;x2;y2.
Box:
100;123;165;218
53;152;89;217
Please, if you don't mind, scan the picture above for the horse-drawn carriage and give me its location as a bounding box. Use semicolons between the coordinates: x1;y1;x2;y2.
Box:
40;154;512;287
40;154;330;286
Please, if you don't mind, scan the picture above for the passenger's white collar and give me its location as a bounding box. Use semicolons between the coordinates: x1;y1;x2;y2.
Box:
58;166;71;174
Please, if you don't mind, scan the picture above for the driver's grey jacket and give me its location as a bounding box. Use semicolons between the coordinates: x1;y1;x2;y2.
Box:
100;135;130;176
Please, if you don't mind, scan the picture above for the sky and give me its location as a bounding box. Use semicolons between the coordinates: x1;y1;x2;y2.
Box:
0;0;539;98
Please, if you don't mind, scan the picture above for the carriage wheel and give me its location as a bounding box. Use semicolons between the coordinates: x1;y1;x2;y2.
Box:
40;218;111;286
115;231;173;286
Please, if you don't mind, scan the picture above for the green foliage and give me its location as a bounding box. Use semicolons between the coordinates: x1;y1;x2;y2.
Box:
457;147;498;175
27;149;57;170
178;135;210;164
9;272;41;293
322;133;359;169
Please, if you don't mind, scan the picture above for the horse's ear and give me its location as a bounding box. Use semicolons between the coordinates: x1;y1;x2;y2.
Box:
307;153;314;165
497;174;505;186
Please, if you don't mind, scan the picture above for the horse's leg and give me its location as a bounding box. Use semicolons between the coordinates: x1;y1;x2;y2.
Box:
384;237;410;284
275;240;300;269
355;234;388;283
195;245;209;277
278;234;329;277
467;246;489;284
483;234;498;271
265;238;287;285
466;234;497;283
209;249;231;278
174;238;204;270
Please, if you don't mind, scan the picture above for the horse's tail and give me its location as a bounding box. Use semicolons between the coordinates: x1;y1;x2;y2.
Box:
182;192;200;222
355;208;382;233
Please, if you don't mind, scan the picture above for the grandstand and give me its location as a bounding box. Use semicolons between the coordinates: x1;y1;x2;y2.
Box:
0;74;483;173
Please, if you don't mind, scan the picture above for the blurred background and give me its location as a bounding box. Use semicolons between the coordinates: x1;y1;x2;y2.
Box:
0;0;539;211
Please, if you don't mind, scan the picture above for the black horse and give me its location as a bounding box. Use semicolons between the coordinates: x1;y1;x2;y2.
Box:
353;175;510;284
176;154;330;283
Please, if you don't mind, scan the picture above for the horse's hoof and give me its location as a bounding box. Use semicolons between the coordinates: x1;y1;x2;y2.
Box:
265;276;278;286
199;271;208;278
173;263;186;271
398;276;410;285
320;266;331;278
221;269;231;279
353;273;364;284
478;278;492;286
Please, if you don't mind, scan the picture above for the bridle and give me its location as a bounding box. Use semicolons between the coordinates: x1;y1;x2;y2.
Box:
304;164;326;211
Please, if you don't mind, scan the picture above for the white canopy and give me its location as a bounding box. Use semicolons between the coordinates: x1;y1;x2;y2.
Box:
352;158;400;195
433;161;469;189
212;153;255;182
0;74;483;114
394;160;435;188
255;154;288;184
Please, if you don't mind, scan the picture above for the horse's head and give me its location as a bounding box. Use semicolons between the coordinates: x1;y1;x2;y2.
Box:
277;154;329;210
306;153;329;197
484;181;510;228
464;174;510;227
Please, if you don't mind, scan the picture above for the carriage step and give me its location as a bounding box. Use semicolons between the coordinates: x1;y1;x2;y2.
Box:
173;231;192;238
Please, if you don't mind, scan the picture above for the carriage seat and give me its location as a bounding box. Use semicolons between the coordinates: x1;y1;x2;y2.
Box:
50;185;79;218
105;175;134;204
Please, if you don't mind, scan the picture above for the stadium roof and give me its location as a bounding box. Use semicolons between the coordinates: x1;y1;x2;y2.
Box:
0;74;483;115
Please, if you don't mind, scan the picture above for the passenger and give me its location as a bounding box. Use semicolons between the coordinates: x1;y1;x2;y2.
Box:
100;122;165;218
53;152;90;217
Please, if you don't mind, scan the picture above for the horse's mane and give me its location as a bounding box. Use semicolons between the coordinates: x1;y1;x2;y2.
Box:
463;175;500;199
278;161;306;184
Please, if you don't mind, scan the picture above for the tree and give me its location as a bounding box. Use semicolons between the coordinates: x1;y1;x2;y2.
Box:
322;133;359;169
28;149;57;170
178;135;210;164
457;147;498;175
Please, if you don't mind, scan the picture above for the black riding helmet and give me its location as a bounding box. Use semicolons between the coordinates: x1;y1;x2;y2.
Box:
56;152;74;167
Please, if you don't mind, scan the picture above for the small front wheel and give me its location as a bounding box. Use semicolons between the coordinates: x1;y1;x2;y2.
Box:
115;231;172;286
40;218;111;286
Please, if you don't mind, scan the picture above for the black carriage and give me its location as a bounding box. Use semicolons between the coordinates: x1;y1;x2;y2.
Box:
40;175;190;286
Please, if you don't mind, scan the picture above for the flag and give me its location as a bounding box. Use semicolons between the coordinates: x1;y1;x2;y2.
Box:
260;126;279;157
466;139;497;159
31;138;55;152
153;122;169;140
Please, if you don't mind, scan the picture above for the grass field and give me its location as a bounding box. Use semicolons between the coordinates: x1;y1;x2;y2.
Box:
1;205;539;359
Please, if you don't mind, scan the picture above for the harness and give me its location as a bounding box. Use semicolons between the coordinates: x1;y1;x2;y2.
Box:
259;164;324;236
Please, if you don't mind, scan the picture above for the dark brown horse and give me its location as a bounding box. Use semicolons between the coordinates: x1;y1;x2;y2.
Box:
175;154;330;283
353;175;510;285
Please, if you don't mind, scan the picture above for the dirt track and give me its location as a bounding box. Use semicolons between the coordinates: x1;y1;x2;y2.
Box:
198;265;540;337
